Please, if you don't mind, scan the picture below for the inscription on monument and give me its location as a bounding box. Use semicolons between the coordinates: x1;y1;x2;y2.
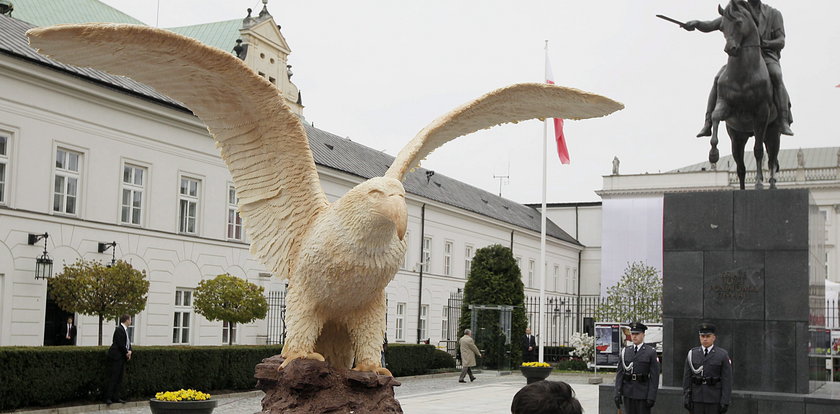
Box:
710;269;760;300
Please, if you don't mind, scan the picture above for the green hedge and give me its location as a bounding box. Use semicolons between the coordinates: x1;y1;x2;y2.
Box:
1;343;445;410
385;343;436;376
0;345;282;410
430;348;456;369
555;358;588;371
542;346;576;362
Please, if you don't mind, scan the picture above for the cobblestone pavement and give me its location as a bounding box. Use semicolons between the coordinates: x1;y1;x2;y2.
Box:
30;371;608;413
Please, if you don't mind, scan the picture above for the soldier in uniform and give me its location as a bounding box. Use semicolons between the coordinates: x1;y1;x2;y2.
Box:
682;322;733;414
614;322;660;414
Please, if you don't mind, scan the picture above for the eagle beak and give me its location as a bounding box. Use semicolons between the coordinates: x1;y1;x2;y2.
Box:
382;195;407;241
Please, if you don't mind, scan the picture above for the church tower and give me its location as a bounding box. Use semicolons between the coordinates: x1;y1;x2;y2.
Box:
233;0;303;115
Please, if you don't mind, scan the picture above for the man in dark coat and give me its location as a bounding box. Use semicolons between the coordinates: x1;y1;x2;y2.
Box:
614;322;660;414
682;322;733;414
58;316;77;345
522;328;537;363
104;314;132;405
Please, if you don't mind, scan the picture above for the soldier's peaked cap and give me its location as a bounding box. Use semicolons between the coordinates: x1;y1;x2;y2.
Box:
698;322;716;334
628;322;647;333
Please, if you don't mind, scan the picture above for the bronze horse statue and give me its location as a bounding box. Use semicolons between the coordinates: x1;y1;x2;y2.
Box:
708;0;781;189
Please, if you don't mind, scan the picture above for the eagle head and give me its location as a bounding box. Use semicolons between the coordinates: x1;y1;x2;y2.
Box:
336;177;407;243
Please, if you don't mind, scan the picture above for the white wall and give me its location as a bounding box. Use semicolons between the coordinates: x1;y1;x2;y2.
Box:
600;196;663;296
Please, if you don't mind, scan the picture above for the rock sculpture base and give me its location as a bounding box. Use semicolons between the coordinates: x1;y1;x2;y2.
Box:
254;355;403;414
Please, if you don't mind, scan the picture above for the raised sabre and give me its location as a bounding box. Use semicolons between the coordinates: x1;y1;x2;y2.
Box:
656;14;687;28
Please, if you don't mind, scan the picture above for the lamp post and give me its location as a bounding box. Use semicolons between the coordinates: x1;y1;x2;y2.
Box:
28;233;52;279
98;241;117;267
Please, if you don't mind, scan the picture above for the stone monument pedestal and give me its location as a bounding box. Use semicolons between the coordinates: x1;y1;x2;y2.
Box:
255;355;403;413
598;189;834;413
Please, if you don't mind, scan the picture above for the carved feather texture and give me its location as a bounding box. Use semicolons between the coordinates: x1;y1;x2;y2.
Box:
27;24;327;280
26;24;623;372
385;83;624;181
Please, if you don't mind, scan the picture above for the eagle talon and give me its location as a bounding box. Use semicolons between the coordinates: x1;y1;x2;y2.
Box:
353;362;393;376
279;351;325;369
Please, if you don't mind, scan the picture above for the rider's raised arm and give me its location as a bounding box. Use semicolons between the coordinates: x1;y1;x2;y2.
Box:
683;17;722;33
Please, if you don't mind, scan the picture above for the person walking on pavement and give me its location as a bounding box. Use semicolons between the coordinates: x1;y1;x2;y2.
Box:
683;322;733;414
104;314;132;405
458;329;481;383
614;322;660;414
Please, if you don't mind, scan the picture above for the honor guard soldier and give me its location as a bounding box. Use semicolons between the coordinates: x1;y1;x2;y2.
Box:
614;322;660;414
682;322;733;414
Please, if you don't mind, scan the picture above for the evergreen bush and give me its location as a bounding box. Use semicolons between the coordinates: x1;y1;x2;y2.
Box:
458;244;527;368
384;343;435;376
555;359;588;371
429;348;456;369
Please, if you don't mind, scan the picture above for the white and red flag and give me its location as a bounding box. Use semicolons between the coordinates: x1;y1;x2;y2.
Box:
544;48;570;164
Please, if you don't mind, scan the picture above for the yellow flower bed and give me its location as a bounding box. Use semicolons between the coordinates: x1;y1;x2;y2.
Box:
521;362;551;368
154;389;211;401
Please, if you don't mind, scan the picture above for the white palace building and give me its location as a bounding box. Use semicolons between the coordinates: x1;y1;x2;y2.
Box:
0;0;590;348
3;0;838;350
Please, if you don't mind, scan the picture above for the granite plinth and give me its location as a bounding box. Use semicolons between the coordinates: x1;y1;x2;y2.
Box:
662;189;822;395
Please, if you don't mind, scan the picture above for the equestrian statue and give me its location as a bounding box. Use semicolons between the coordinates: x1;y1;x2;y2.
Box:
662;0;793;189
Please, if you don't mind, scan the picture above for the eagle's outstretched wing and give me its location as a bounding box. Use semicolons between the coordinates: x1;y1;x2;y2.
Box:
27;24;328;279
385;83;623;181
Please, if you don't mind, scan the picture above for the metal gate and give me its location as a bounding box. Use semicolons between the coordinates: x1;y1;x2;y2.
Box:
266;290;286;345
443;291;463;359
470;304;513;370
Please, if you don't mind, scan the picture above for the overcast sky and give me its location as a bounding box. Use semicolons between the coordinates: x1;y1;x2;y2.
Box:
98;0;840;204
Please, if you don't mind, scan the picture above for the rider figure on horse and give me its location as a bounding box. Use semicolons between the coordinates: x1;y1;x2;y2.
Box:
683;0;794;137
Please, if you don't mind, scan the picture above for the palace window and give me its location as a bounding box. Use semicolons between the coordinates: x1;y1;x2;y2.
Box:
0;134;7;204
227;185;243;240
53;148;81;215
444;241;453;276
422;236;432;272
528;259;535;288
173;289;193;344
120;164;145;225
396;302;406;341
222;321;237;344
464;244;474;277
402;231;410;269
178;177;200;234
419;304;429;340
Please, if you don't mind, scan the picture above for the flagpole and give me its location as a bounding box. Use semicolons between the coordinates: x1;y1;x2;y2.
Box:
537;40;549;363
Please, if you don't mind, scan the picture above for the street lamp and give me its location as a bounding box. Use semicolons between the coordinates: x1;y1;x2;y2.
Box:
98;241;117;267
28;232;52;279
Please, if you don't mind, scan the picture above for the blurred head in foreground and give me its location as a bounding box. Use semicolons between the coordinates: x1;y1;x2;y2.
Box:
511;380;583;414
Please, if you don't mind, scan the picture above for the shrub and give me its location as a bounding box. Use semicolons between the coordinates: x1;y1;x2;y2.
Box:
0;345;282;410
542;346;576;362
458;245;527;368
384;343;435;376
429;349;456;369
556;359;588;371
569;332;595;363
193;274;268;346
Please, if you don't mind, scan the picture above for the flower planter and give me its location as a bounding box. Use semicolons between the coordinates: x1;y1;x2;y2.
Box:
519;366;552;384
149;398;217;414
